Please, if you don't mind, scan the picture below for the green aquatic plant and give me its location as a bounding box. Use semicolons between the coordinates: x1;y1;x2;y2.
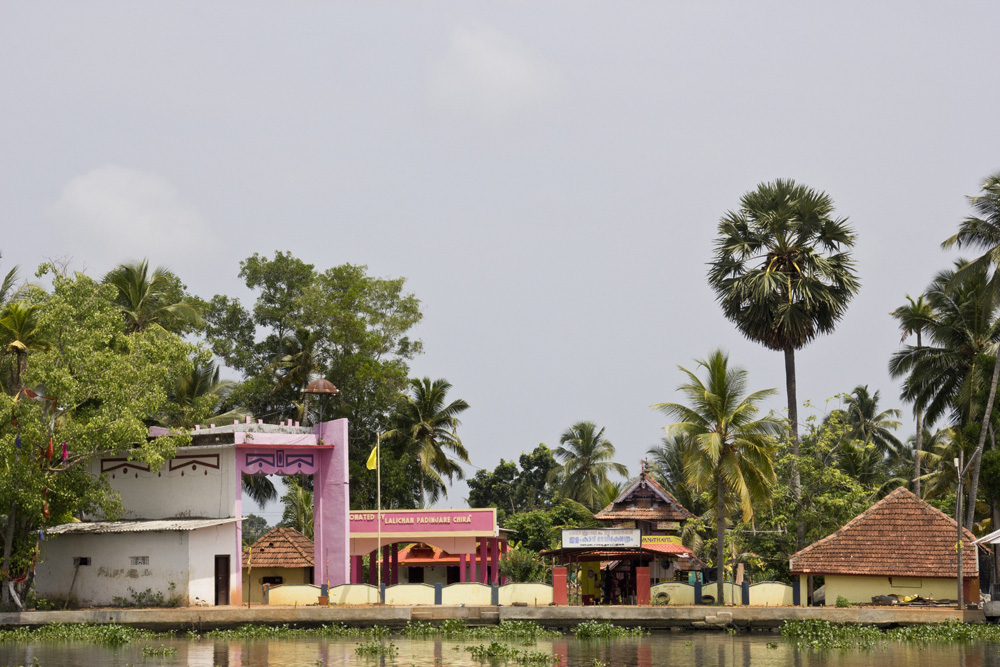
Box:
781;619;1000;650
572;621;648;638
142;644;178;657
465;642;556;664
0;623;162;645
355;639;398;657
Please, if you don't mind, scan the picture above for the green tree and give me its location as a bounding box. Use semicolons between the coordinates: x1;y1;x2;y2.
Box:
708;179;860;525
157;359;235;429
647;432;708;516
202;252;424;509
890;295;935;496
840;385;902;456
467;445;558;513
890;262;1000;526
552;422;628;512
941;171;1000;528
242;513;270;548
104;259;201;335
385;378;470;506
279;477;314;539
0;303;51;395
654;349;781;604
0;269;190;610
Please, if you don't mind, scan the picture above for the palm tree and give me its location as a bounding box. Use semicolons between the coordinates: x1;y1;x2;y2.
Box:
279;478;314;539
158;360;236;429
551;422;628;512
891;295;935;496
653;349;781;604
840;385;902;456
0;302;50;395
104;259;201;334
708;179;860;525
941;171;1000;528
385;378;470;507
0;254;19;307
646;431;706;516
269;328;321;422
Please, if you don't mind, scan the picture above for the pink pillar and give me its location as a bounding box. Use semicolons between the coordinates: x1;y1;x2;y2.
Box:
368;550;377;586
459;553;467;583
490;538;499;585
382;545;390;585
313;419;350;587
391;544;399;585
479;538;488;584
500;540;509;585
351;555;362;584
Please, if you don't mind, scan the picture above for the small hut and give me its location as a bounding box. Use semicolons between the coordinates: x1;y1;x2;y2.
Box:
789;487;979;606
242;527;314;604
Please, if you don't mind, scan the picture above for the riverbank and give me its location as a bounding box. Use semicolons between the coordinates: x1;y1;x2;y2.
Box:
0;605;986;632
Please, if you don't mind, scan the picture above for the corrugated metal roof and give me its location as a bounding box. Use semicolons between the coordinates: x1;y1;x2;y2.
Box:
47;518;241;535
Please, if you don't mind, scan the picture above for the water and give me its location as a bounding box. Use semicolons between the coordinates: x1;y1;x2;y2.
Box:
1;633;997;667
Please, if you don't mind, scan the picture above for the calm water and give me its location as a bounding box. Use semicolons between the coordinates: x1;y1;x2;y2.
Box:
1;633;997;667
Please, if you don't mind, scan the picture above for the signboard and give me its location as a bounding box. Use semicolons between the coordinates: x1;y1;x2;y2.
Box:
614;522;636;530
561;529;641;549
642;535;683;546
655;521;681;531
348;509;497;537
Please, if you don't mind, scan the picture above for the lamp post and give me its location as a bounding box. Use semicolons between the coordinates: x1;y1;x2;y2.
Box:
956;453;964;611
303;378;339;425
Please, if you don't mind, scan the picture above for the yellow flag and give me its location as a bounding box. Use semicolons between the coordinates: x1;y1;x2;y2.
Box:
366;445;378;471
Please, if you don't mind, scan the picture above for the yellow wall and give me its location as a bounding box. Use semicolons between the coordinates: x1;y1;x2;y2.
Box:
267;584;322;606
441;583;492;606
384;584;435;605
824;575;968;606
748;582;794;606
650;582;695;605
243;567;312;604
497;583;553;606
329;584;381;605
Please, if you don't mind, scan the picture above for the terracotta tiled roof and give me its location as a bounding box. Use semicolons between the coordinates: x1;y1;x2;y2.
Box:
397;543;462;566
594;470;694;521
789;487;978;578
243;527;313;569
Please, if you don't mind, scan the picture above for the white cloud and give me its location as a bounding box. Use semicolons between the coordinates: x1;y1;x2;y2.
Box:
47;164;214;271
427;24;566;124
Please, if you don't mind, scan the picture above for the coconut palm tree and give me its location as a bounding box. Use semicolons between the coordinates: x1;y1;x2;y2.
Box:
840;385;903;457
269;328;321;422
941;171;1000;527
0;302;50;395
104;259;201;334
385;378;470;507
551;422;628;512
708;179;860;524
891;295;935;496
653;349;782;605
279;478;314;539
646;431;706;516
158;360;236;429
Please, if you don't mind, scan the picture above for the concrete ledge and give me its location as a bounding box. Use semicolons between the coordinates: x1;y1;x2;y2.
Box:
0;605;986;632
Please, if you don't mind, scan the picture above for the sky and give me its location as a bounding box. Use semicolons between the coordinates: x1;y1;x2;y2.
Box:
3;2;1000;522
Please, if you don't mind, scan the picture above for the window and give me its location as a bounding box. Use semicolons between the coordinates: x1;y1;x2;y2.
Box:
73;557;90;566
130;556;149;566
408;567;425;584
261;576;283;586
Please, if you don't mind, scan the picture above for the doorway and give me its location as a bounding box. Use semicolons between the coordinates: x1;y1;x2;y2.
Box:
215;555;230;606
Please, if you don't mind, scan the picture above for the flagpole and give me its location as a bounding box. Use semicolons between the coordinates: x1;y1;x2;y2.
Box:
376;430;382;604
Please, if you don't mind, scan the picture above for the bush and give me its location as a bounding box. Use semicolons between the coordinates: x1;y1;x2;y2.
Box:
835;596;851;608
499;546;550;583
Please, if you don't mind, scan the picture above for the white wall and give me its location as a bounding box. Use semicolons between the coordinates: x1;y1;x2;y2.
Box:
37;531;191;607
94;446;237;521
188;523;241;606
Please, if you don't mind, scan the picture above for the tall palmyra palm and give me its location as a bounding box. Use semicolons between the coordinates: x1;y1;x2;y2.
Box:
890;295;935;496
552;422;628;512
941;171;1000;528
889;262;1000;527
708;179;860;521
104;259;201;334
0;302;50;395
386;378;470;507
653;349;781;605
841;385;902;456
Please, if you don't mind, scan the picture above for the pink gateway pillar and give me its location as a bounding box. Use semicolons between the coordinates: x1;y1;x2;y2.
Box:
313;419;350;587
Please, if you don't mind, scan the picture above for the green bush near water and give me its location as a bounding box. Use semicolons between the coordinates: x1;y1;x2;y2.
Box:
573;620;648;638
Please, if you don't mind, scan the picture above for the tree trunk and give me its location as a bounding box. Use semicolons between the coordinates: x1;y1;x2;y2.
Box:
1;501;21;612
784;346;804;548
914;330;923;498
716;472;725;606
966;352;1000;529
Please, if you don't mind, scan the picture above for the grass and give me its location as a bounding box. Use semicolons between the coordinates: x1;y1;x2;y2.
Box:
572;621;648;638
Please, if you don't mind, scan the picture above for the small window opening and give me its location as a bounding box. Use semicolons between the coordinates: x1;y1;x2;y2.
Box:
73;557;91;566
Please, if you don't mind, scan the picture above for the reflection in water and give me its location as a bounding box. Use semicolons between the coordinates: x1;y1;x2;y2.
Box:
2;633;1000;667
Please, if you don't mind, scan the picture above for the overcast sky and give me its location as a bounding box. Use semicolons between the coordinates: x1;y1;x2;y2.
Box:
3;2;999;520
